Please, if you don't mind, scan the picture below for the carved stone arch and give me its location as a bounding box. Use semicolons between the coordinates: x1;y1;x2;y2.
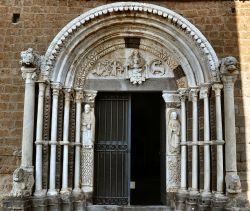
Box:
41;2;219;88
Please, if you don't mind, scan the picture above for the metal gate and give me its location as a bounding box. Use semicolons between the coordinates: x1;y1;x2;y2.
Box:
94;93;131;205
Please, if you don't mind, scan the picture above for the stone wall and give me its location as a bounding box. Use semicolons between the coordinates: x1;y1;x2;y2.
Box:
0;0;249;202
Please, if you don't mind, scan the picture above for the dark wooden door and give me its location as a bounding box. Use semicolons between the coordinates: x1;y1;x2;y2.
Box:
94;93;131;205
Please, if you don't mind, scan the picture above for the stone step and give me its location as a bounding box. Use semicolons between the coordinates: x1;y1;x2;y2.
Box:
86;205;174;211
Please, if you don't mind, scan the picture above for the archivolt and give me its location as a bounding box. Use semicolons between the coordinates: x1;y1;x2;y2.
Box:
43;2;219;87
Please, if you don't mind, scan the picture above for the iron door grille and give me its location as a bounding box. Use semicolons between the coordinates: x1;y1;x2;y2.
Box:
94;93;130;205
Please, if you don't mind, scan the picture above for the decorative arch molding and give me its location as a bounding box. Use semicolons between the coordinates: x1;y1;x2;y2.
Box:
41;2;220;87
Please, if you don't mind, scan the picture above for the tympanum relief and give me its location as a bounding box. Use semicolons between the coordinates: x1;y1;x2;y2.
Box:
74;38;179;87
88;49;175;85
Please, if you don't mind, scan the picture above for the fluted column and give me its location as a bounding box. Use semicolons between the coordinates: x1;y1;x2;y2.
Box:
190;88;199;194
47;83;61;196
220;57;241;194
20;67;37;171
81;90;97;203
34;81;46;197
200;85;211;196
60;88;72;195
212;83;224;195
73;88;83;195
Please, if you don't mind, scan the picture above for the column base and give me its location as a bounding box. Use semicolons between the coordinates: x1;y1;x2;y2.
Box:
60;188;72;196
198;192;212;211
211;194;228;211
83;191;93;205
33;189;47;197
175;190;188;211
2;196;32;211
186;190;199;211
47;188;59;196
31;196;48;211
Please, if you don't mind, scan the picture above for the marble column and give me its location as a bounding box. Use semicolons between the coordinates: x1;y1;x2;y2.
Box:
20;67;37;171
47;83;62;196
212;83;225;196
60;88;72;195
200;85;211;196
176;88;188;210
34;81;46;197
81;90;97;203
190;88;199;194
162;91;181;207
220;56;241;194
73;89;83;196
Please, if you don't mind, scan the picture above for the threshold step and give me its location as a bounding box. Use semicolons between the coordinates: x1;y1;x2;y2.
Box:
86;205;173;211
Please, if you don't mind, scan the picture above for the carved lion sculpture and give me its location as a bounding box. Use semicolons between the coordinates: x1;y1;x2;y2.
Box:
220;56;239;75
225;174;242;194
11;167;34;197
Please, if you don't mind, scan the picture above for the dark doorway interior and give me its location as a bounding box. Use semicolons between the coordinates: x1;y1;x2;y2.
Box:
130;92;163;205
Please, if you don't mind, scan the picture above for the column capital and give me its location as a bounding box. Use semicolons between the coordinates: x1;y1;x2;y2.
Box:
199;84;211;99
75;88;84;103
212;83;223;96
162;91;180;108
21;67;37;83
189;87;199;101
51;83;62;96
63;88;72;100
178;88;189;101
83;90;98;104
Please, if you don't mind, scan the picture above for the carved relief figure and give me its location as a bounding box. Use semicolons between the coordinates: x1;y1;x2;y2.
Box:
82;104;95;145
167;111;181;154
92;60;124;77
150;59;165;76
127;50;146;84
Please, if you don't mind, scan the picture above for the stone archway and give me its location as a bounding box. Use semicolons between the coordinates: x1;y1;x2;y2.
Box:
8;2;242;211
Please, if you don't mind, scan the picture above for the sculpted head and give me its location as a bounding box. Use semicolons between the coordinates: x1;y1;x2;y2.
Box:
170;111;178;120
84;104;91;113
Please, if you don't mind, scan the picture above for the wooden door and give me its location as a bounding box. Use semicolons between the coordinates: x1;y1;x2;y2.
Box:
94;93;131;205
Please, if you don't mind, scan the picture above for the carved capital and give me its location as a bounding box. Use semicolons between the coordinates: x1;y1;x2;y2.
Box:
162;91;180;107
75;88;84;102
221;75;238;88
21;67;37;83
178;88;189;101
20;48;45;70
63;88;72;101
199;84;211;99
51;83;62;96
83;90;98;104
189;87;199;102
212;83;223;97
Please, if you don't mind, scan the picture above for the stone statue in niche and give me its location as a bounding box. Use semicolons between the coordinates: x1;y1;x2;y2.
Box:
82;104;95;146
127;50;146;85
167;111;181;154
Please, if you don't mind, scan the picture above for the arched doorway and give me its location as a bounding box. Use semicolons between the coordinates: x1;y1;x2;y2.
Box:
11;2;242;210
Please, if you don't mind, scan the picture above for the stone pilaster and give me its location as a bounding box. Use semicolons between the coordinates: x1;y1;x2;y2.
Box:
81;90;97;204
162;91;181;208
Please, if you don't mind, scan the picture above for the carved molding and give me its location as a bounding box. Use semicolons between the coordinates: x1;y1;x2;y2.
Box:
44;2;219;81
83;90;97;104
166;156;181;192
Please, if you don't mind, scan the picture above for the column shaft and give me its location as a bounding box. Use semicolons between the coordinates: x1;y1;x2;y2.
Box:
34;82;46;195
21;67;37;170
212;84;224;194
201;86;211;195
73;90;83;194
61;89;71;193
191;88;199;192
48;84;61;196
